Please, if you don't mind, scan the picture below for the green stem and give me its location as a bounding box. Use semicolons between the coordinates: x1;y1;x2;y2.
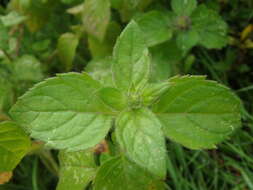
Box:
2;50;12;61
32;157;39;190
38;150;59;177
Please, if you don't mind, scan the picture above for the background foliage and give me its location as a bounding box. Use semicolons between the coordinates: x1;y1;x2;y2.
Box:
0;0;253;189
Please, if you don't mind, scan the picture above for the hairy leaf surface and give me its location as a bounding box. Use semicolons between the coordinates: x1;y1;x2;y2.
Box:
10;73;113;151
93;156;165;190
57;150;97;190
153;76;242;149
113;21;150;92
116;108;167;178
98;87;127;111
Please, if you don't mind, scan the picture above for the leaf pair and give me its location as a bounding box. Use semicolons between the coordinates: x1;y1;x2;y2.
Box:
134;0;228;52
10;20;242;189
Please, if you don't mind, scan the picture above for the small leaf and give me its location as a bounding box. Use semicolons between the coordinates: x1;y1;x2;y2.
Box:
191;5;228;49
0;76;13;113
67;4;84;15
57;33;79;71
56;150;97;190
176;29;199;53
85;57;113;87
152;76;242;149
93;156;165;190
88;21;121;58
116;108;167;178
115;0;153;22
13;55;44;82
0;121;31;172
0;21;9;50
98;87;127;111
171;0;197;16
135;10;172;47
82;0;111;41
0;11;27;27
10;73;113;151
131;49;151;91
150;40;183;82
113;21;149;92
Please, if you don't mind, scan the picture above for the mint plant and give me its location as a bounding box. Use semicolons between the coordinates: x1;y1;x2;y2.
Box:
135;0;228;52
8;20;242;190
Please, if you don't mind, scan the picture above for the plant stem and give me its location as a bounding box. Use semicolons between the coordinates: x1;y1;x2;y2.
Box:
38;150;59;177
32;157;39;190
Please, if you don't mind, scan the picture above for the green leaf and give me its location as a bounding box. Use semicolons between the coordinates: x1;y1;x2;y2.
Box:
0;11;27;27
61;0;82;4
10;73;113;151
110;0;123;9
56;150;97;190
85;57;113;87
191;5;228;49
11;0;56;32
176;29;199;53
13;55;43;82
98;87;127;111
82;0;111;41
113;21;150;92
141;82;170;106
171;0;197;16
0;21;9;50
115;0;153;22
150;40;183;82
152;76;242;149
0;77;13;113
134;10;172;47
93;156;165;190
88;21;121;58
116;108;167;178
57;33;79;71
0;121;31;172
67;4;84;15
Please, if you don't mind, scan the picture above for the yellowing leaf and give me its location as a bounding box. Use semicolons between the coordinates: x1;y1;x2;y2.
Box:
82;0;111;41
241;24;253;41
0;172;12;185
